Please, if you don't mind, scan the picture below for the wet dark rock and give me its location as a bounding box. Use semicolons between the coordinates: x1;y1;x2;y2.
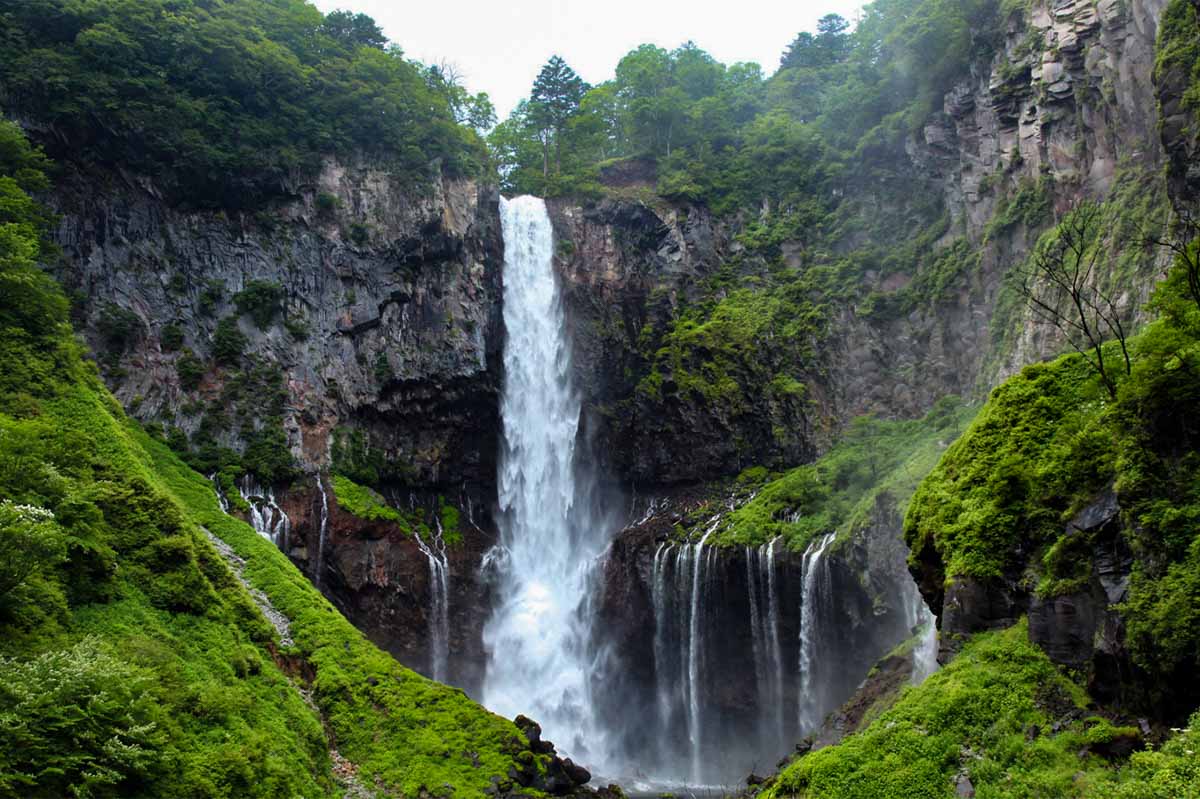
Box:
561;758;591;785
938;576;1028;662
955;773;976;798
811;651;915;750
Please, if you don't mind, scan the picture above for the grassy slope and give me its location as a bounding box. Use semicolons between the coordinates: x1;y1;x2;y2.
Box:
763;621;1199;799
0;122;534;799
1;341;536;797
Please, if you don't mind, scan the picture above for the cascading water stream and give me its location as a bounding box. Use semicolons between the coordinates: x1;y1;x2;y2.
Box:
482;195;611;768
685;529;715;784
314;476;328;587
798;532;835;733
747;536;786;745
415;520;451;683
907;585;939;683
240;475;290;549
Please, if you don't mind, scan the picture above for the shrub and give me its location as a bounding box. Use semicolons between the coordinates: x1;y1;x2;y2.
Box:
0;638;165;798
160;323;184;352
198;280;224;317
232;281;285;330
212;317;247;365
96;303;142;353
175;349;205;390
0;501;65;599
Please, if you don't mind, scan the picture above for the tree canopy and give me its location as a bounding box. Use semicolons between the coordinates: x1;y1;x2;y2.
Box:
488;0;1003;211
0;0;493;207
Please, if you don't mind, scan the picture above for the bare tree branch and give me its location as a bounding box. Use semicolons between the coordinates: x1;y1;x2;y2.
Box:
1017;201;1131;399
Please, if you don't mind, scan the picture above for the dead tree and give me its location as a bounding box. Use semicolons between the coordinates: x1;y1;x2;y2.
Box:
1019;202;1131;399
1144;206;1200;311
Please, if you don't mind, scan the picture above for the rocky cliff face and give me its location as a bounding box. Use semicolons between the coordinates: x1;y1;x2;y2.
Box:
45;155;508;687
549;0;1170;494
547;198;822;486
51;156;504;486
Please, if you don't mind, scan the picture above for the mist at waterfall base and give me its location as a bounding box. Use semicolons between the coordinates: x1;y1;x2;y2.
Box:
479;195;941;789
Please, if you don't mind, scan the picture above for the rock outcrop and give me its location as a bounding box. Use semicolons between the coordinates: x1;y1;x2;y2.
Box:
51;155;504;488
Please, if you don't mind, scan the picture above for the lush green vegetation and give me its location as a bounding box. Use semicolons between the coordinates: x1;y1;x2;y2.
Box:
493;0;1003;209
669;398;975;552
907;246;1200;697
331;474;404;525
0;120;539;798
0;0;492;207
762;621;1191;799
1155;0;1200;137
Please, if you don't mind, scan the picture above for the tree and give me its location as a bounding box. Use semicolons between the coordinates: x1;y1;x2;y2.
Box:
530;55;588;175
1146;208;1200;311
320;10;387;50
780;14;851;70
1019;203;1132;399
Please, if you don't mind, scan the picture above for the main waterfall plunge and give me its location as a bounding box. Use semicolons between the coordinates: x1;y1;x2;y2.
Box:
479;195;937;788
483;196;614;767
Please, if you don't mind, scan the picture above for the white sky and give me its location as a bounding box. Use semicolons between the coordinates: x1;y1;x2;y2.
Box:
311;0;864;119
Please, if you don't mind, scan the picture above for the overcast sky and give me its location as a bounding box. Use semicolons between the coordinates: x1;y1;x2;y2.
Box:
310;0;864;120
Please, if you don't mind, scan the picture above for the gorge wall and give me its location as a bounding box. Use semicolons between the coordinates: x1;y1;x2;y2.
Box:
20;0;1184;780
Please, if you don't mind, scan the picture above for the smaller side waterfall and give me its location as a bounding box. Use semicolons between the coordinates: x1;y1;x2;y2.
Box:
906;585;939;683
210;474;230;513
747;536;786;745
798;532;836;732
240;475;290;549
646;520;724;785
415;521;450;683
314;476;329;587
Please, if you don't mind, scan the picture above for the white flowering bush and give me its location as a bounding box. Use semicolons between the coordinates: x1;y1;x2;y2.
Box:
0;500;65;599
0;637;163;798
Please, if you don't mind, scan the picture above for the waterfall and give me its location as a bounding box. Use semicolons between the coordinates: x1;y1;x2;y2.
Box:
798;532;835;732
651;542;673;734
210;474;230;513
748;536;785;745
240;475;290;549
482;195;612;767
685;529;715;784
415;520;451;683
907;585;939;683
314;476;328;587
646;522;725;786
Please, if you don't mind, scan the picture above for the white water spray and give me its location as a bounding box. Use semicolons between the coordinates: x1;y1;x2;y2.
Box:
315;476;328;587
482;195;610;766
415;520;451;683
798;532;835;732
907;585;939;683
240;475;290;549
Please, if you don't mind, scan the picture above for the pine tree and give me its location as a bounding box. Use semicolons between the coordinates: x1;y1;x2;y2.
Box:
530;55;588;175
